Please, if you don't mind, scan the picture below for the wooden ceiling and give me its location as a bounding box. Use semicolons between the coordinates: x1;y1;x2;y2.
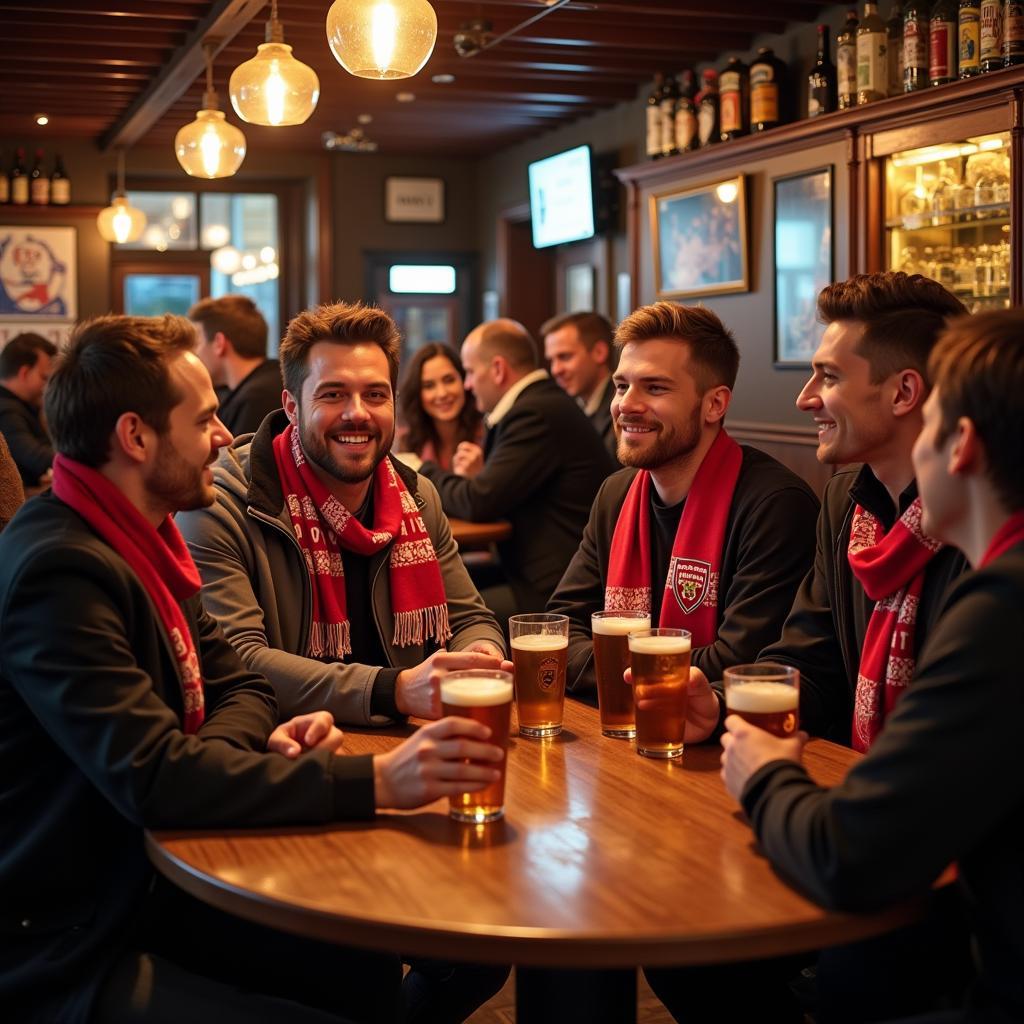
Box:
0;0;834;158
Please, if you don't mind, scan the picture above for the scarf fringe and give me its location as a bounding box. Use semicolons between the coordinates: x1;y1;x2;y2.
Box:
393;604;452;649
309;620;351;659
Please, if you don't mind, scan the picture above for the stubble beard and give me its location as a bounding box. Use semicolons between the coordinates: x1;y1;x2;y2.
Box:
616;406;702;471
298;408;394;485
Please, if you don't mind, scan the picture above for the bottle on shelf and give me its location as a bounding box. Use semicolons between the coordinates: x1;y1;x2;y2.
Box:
646;72;665;160
1004;0;1024;63
903;0;931;88
660;72;680;157
50;154;70;205
750;47;786;130
930;0;958;83
29;149;49;206
696;69;720;148
858;1;890;102
719;57;749;140
980;0;1005;69
673;71;699;154
0;154;8;205
838;9;860;108
808;24;838;116
959;0;983;75
887;2;905;94
10;148;28;206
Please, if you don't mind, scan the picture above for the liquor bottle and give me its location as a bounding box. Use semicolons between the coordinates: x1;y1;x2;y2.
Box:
0;155;8;205
673;71;699;154
719;57;749;140
887;2;905;93
646;72;665;159
29;149;49;206
696;69;720;148
857;1;890;102
904;0;931;86
959;0;982;74
750;47;786;130
808;24;838;116
660;72;680;157
930;0;958;83
10;148;28;205
1005;0;1024;63
838;10;860;107
50;154;70;205
980;0;1004;68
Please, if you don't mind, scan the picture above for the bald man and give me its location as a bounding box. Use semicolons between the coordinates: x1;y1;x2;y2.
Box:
418;319;613;621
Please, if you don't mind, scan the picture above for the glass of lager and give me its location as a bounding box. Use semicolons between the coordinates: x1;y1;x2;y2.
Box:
723;663;800;737
627;628;691;759
591;610;650;738
439;669;513;823
509;613;569;737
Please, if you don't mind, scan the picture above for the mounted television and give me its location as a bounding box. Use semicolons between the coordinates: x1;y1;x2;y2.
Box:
528;144;596;249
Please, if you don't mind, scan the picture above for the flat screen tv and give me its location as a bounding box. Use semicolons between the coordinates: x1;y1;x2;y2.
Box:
528;144;596;249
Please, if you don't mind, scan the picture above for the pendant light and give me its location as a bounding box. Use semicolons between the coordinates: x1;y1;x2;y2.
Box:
229;0;320;126
326;0;438;80
96;150;146;244
175;41;247;179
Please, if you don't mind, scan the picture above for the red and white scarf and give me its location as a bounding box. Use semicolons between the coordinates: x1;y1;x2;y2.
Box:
604;429;743;647
848;497;943;752
51;454;206;733
272;423;451;659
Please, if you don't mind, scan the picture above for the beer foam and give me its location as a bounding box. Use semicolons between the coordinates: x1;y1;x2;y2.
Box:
440;677;513;706
726;681;799;713
627;634;691;655
510;633;569;652
592;615;652;636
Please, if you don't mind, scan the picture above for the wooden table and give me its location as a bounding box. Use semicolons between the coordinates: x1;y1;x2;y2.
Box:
449;517;512;549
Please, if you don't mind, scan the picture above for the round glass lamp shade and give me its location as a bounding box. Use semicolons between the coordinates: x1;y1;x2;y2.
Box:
229;43;320;126
96;196;147;244
175;109;246;179
326;0;438;80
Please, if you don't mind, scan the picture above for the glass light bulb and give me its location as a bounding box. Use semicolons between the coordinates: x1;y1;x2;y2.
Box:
96;195;147;244
200;124;222;178
326;0;437;80
371;3;398;73
175;108;246;179
112;207;133;244
229;42;319;127
265;60;287;125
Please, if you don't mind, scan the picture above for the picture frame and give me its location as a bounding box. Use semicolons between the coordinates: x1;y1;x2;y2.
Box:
773;167;833;367
0;225;77;322
649;175;748;299
384;177;445;223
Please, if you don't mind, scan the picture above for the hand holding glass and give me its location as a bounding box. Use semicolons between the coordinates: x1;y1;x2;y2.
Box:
723;663;800;737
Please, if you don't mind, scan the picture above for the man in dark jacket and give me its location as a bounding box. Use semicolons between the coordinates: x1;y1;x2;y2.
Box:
0;313;504;1023
418;318;613;619
722;308;1024;1024
0;331;56;486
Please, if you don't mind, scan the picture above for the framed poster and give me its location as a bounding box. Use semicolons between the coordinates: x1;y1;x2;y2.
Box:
773;167;833;366
385;177;445;223
0;226;77;322
649;176;748;299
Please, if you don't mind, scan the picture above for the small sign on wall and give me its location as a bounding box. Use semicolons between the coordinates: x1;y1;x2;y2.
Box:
385;177;445;223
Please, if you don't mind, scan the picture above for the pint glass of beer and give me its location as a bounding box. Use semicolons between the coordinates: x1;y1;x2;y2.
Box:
509;613;569;737
723;664;799;737
439;669;513;823
627;628;691;759
591;610;650;738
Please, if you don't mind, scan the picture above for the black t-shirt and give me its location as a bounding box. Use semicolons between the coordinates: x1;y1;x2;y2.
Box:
648;488;685;624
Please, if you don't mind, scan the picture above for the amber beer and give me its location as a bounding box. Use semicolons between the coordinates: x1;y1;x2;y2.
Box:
509;613;569;737
723;664;800;738
440;670;513;823
627;629;692;758
591;611;650;737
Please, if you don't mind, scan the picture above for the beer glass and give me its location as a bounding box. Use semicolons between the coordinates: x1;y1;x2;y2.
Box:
509;613;569;737
723;663;800;738
591;610;650;738
627;628;691;759
439;669;513;823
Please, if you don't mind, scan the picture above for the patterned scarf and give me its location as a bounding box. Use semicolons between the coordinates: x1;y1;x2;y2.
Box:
51;454;205;733
848;497;943;752
272;423;450;658
604;429;743;647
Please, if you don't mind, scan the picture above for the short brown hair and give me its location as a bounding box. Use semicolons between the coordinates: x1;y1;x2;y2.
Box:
0;332;57;379
929;310;1024;512
614;301;739;391
188;294;268;360
45;315;195;467
540;311;613;351
817;272;966;383
280;301;401;400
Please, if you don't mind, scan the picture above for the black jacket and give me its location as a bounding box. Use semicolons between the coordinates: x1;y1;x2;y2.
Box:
586;376;617;462
0;384;52;486
217;358;283;437
0;495;375;1022
421;377;614;611
758;465;968;743
743;543;1024;1024
547;445;820;696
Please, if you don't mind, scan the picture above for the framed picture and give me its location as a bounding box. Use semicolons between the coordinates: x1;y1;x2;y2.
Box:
384;177;445;223
773;167;833;366
649;176;748;299
0;225;77;322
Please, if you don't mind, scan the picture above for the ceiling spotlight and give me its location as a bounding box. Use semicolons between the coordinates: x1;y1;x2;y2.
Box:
35;113;49;126
396;91;416;102
453;19;492;58
431;73;455;84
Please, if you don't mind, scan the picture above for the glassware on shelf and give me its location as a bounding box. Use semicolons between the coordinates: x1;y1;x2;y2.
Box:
929;161;961;225
898;166;930;227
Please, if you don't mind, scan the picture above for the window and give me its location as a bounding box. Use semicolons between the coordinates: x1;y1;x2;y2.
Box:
388;264;457;294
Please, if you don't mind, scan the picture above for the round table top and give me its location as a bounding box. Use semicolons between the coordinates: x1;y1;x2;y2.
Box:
448;518;512;548
148;701;924;968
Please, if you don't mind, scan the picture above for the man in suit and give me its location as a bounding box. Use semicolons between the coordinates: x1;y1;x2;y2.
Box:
418;318;613;622
0;331;56;486
542;311;617;460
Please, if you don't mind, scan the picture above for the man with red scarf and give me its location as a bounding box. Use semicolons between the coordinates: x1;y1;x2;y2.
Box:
722;308;1024;1024
0;315;506;1023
